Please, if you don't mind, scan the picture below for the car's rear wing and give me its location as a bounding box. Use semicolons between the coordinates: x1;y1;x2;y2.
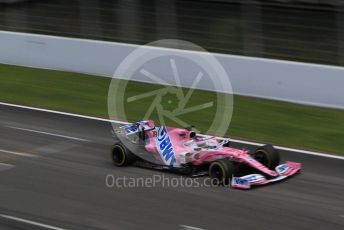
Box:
118;120;155;136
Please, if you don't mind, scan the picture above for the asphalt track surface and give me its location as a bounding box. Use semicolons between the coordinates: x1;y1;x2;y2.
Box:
0;104;343;230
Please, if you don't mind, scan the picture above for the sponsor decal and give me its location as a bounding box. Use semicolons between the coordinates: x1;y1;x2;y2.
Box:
276;164;289;175
120;121;150;135
120;124;139;135
241;174;266;183
156;126;177;166
125;127;138;135
232;177;250;189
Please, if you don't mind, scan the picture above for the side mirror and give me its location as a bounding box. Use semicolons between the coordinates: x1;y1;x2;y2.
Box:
189;131;196;138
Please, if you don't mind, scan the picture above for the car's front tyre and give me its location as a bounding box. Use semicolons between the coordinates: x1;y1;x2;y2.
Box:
252;144;280;170
208;159;234;186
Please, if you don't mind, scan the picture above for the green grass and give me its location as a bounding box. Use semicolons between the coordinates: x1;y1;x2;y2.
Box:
1;64;344;155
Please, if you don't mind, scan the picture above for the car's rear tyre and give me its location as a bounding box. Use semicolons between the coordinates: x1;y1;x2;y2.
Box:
252;144;280;169
111;142;136;166
208;159;234;186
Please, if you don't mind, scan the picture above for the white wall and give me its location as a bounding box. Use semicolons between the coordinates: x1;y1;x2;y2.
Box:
1;31;344;109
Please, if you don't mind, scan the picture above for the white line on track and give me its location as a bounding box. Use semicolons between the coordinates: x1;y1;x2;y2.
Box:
0;102;127;124
1;101;343;160
0;214;67;230
229;139;344;160
0;163;14;167
6;126;90;142
179;225;206;230
0;163;15;171
0;149;37;158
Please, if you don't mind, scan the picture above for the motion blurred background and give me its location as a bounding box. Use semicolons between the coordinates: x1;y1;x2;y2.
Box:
1;0;344;154
0;0;343;66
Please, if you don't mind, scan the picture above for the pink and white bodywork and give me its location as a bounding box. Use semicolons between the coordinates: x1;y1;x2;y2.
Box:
119;120;301;189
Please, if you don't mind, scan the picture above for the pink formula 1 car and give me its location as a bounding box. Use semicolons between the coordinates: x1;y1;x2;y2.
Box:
111;120;301;189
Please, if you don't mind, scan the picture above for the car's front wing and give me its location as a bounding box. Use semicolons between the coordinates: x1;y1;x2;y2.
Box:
231;161;301;189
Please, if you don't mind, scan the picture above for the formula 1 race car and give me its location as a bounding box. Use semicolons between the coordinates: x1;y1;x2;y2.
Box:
111;120;301;189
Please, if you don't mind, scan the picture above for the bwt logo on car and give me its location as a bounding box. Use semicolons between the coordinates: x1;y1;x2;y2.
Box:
156;126;177;166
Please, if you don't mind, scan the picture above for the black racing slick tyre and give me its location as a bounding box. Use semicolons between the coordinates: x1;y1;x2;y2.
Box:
208;159;234;186
111;142;136;167
252;144;280;170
